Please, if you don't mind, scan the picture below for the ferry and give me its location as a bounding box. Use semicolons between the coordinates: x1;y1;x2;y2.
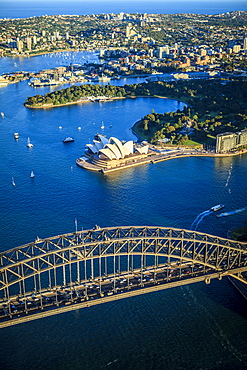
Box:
211;204;224;212
62;137;74;143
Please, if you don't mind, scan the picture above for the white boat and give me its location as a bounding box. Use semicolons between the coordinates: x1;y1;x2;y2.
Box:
12;177;16;186
100;121;105;129
0;112;4;118
211;204;224;212
27;137;34;148
62;137;74;143
14;133;19;139
78;127;82;130
30;171;35;178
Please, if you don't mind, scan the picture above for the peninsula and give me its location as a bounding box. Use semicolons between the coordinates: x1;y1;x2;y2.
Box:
25;78;247;148
76;132;247;174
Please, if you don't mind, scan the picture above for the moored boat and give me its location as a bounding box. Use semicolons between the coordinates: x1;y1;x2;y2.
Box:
62;137;74;143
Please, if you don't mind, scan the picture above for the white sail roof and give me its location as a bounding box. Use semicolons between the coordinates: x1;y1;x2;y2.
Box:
109;137;125;158
105;143;122;159
99;148;116;160
123;141;134;156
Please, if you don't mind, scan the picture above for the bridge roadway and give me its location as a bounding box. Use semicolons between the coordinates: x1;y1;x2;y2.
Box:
0;262;246;329
0;226;246;328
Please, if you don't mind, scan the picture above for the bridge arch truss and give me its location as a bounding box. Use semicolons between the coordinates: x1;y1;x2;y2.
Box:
1;226;246;303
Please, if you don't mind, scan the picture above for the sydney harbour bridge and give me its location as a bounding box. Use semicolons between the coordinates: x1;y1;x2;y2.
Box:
0;226;246;328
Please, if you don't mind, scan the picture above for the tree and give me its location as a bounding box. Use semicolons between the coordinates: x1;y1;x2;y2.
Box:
143;120;149;131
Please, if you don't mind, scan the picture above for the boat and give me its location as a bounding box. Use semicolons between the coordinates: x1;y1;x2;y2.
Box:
216;212;228;218
210;204;224;212
30;171;35;178
27;137;34;148
14;133;19;139
62;137;74;143
12;177;16;186
0;112;4;118
100;122;105;129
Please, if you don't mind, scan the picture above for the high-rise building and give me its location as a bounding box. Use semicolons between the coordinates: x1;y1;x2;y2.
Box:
157;45;170;59
126;24;136;38
243;36;247;50
16;38;23;52
216;130;247;153
26;37;32;50
54;32;59;40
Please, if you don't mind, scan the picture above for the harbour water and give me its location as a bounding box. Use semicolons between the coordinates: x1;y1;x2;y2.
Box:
0;52;247;369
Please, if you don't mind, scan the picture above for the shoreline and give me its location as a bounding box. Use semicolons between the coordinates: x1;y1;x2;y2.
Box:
24;96;126;109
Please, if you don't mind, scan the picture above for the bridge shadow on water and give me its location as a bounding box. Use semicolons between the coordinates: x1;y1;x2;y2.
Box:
199;276;247;319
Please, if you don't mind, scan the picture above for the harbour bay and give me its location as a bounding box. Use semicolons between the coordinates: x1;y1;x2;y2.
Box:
0;52;247;369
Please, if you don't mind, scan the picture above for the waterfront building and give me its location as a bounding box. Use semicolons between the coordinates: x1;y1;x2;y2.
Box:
81;134;151;171
216;130;247;153
85;135;135;160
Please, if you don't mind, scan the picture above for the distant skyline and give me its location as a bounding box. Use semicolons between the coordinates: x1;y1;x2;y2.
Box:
1;0;246;19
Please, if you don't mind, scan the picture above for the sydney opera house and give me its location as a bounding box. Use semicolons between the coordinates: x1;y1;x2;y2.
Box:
76;134;151;172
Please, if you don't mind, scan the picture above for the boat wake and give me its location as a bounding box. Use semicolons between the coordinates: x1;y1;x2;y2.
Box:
191;209;212;230
217;207;247;218
225;164;233;187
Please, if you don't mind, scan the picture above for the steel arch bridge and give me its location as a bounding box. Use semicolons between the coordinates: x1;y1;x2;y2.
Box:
0;226;246;328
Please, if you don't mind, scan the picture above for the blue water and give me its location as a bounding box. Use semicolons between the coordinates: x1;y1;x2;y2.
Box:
1;0;247;19
0;51;247;369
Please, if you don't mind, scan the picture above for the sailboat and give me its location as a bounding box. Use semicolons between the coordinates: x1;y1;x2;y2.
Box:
27;137;34;148
30;171;35;178
12;177;16;186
